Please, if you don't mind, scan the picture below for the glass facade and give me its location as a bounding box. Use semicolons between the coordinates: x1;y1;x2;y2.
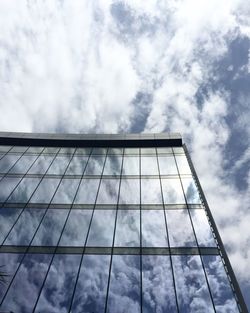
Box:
0;134;246;313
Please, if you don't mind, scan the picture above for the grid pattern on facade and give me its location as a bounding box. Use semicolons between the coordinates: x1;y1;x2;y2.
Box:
0;144;242;312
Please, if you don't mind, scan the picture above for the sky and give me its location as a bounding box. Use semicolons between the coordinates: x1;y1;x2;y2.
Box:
0;0;249;308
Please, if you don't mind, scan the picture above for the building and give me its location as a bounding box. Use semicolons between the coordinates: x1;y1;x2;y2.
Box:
0;132;247;313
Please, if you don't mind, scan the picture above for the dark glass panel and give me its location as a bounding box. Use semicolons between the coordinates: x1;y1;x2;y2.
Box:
203;255;239;312
84;155;105;176
87;210;116;247
28;155;54;174
7;177;41;203
107;255;140;313
142;210;168;247
0;177;22;202
74;178;100;204
31;209;68;246
119;178;140;204
141;156;158;175
65;156;88;175
47;155;71;175
0;154;21;173
158;155;178;175
115;210;140;247
71;255;110;313
122;156;139;175
96;179;119;204
9;154;37;174
141;178;162;204
166;210;196;247
30;178;61;204
59;209;92;246
52;178;80;204
0;208;22;244
175;155;192;174
4;208;45;245
103;156;122;176
161;178;185;204
142;255;177;313
191;210;216;247
34;254;81;313
181;177;201;204
1;254;52;312
172;255;214;313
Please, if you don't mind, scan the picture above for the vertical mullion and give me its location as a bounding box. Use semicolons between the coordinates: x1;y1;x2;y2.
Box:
156;147;179;313
139;148;142;313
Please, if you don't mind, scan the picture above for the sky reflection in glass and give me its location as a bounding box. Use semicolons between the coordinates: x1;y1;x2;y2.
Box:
0;208;22;244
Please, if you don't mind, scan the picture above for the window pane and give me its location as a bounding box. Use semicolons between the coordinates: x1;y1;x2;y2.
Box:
34;254;81;312
87;210;116;246
0;177;22;202
74;178;100;204
1;254;52;312
28;155;54;174
166;210;196;247
43;147;59;154
115;210;140;247
75;147;92;155
84;155;105;175
4;208;45;245
142;210;168;247
66;156;88;175
7;177;41;203
191;210;216;247
0;145;12;152
32;209;68;246
103;156;122;176
52;178;80;204
122;156;139;175
203;255;239;312
0;208;22;244
142;255;177;313
107;255;140;313
161;178;185;204
9;154;37;174
27;146;44;153
172;255;214;313
141;148;156;155
71;255;110;313
96;179;119;204
157;148;173;154
59;209;92;246
47;155;71;175
175;155;192;174
0;154;20;173
30;178;61;204
124;148;139;155
119;178;140;204
141;156;158;175
158;156;178;175
181;178;201;204
141;178;162;204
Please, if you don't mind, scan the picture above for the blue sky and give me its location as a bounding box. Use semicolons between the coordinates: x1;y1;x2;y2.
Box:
0;0;249;308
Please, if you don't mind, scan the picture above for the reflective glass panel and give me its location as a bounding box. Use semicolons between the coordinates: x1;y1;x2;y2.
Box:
87;210;116;246
107;255;140;313
0;154;20;173
43;147;59;154
27;146;44;153
108;148;123;155
28;155;54;174
84;155;105;175
59;147;75;154
59;209;92;246
10;146;28;152
115;210;140;247
173;147;185;154
92;148;107;155
9;154;37;174
0;177;22;202
157;148;173;154
181;177;201;204
119;178;140;204
103;156;122;176
32;209;68;246
30;178;60;204
0;208;22;244
142;255;177;313
203;255;239;312
141;178;162;204
74;178;100;204
141;156;158;175
7;177;41;203
66;156;88;175
142;210;168;247
191;210;216;247
0;145;12;152
166;210;196;247
172;255;214;313
96;179;119;204
158;155;178;175
52;178;80;204
34;254;81;313
47;155;71;175
75;147;92;155
122;156;139;175
124;148;139;155
4;208;45;245
161;178;185;204
71;255;110;313
175;155;192;174
141;148;156;155
1;254;52;312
